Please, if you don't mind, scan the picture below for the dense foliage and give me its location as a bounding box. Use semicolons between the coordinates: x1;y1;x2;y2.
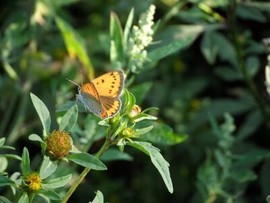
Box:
1;0;270;203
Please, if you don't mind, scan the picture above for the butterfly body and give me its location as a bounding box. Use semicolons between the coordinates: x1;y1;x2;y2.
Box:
77;70;124;119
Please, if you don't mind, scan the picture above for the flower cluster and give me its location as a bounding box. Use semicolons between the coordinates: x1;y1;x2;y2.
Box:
128;4;156;72
25;172;42;191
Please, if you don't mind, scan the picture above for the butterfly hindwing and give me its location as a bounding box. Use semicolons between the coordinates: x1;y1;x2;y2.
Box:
78;83;102;116
76;70;124;119
99;96;122;118
91;70;124;97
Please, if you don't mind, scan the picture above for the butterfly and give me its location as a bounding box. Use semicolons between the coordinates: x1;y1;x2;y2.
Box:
75;70;124;119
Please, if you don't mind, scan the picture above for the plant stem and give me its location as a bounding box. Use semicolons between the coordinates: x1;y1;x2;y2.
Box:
61;139;112;203
228;0;267;120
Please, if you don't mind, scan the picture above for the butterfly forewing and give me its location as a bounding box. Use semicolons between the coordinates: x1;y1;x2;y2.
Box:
91;70;124;97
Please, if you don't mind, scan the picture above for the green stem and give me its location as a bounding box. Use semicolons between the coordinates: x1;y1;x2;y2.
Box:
61;139;112;203
228;0;267;120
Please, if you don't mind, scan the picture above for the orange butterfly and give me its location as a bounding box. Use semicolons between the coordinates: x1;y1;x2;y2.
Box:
76;70;124;119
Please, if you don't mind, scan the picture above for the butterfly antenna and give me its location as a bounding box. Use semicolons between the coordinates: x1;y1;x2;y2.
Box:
80;68;83;86
65;78;80;87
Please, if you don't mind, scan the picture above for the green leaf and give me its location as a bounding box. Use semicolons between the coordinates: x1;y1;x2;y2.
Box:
237;4;267;22
214;66;242;81
21;148;30;176
237;110;263;140
245;56;260;78
0;175;16;187
28;134;47;154
0;196;13;203
123;8;134;49
91;190;104;203
42;174;72;189
101;148;133;161
38;189;62;200
0;158;8;172
213;32;238;67
56;101;77;112
130;82;152;104
55;17;94;80
122;89;136;115
0;138;5;146
201;31;219;65
59;105;78;131
30;93;51;137
110;12;124;68
141;123;188;146
148;25;213;61
131;113;157;123
39;157;57;179
135;126;154;136
128;141;173;193
18;193;29;203
67;153;107;170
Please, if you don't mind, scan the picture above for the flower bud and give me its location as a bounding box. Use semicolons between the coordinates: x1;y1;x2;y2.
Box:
46;130;72;159
25;172;41;191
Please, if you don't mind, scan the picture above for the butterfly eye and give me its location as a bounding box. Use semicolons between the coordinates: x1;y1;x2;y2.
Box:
78;87;81;91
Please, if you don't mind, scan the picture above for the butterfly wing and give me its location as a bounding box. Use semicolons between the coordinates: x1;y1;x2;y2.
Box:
99;96;122;119
91;70;124;97
78;83;102;116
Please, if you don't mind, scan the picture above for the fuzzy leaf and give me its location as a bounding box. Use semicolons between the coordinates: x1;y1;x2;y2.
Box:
67;153;107;170
128;141;173;193
42;174;72;189
91;190;104;203
39;157;58;179
30;93;51;137
21;148;30;176
59;105;78;131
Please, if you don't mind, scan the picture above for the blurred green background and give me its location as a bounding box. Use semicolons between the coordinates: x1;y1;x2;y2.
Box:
1;0;270;202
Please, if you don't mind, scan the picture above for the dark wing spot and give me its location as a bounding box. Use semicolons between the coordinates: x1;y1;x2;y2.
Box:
101;79;105;83
110;72;114;76
111;85;114;88
97;82;99;85
112;81;115;84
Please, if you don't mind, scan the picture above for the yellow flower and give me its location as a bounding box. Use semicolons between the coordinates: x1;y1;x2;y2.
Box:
46;130;72;159
122;128;135;138
25;172;41;191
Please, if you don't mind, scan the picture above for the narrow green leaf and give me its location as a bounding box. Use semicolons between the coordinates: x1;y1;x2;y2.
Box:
131;113;157;123
92;190;104;203
123;8;134;49
201;31;218;65
28;134;43;142
42;174;72;189
0;158;8;172
21;148;30;176
135;126;154;136
141;123;188;146
59;105;78;131
28;134;47;154
101;148;133;161
39;157;57;179
18;193;29;203
0;138;5;146
38;189;62;200
128;141;173;193
0;196;13;203
67;153;107;170
110;12;124;67
148;25;205;61
122;89;136;115
30;93;51;137
55;17;94;80
0;175;16;187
